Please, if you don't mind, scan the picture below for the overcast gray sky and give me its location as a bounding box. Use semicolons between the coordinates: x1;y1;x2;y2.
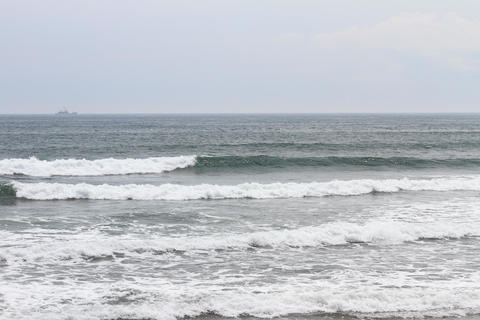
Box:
1;0;480;114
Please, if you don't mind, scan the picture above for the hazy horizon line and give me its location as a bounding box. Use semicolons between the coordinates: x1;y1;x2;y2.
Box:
2;112;480;116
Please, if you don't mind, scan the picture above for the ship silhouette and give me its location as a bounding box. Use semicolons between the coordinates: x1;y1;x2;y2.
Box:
55;108;78;116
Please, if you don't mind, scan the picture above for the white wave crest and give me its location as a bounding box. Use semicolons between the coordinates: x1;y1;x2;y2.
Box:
0;156;196;176
2;221;477;263
11;175;480;200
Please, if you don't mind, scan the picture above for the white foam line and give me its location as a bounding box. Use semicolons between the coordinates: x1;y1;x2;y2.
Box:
0;156;197;176
11;175;480;200
2;221;477;263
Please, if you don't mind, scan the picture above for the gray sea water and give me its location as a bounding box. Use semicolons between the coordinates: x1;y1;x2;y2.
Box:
2;114;480;320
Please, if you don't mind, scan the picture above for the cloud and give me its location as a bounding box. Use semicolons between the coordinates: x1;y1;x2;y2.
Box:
280;12;480;71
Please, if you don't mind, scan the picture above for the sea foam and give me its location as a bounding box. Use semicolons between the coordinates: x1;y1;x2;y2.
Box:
2;272;480;320
11;175;480;200
2;220;477;264
3;220;480;319
0;156;196;176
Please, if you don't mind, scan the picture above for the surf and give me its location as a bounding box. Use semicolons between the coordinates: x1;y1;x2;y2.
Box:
0;155;197;177
8;175;480;200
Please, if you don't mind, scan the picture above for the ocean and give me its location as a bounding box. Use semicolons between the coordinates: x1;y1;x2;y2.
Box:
1;114;480;320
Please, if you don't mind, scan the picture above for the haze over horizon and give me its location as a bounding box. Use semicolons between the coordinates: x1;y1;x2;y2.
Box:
1;0;480;114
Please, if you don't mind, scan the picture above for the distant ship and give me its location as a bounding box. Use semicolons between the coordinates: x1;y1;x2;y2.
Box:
55;109;78;116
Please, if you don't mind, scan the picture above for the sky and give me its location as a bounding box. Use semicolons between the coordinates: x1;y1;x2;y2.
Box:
1;0;480;114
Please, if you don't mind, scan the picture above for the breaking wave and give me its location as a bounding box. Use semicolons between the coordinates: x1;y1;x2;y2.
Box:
0;156;196;176
10;175;480;200
3;221;477;263
0;183;16;197
4;155;480;177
